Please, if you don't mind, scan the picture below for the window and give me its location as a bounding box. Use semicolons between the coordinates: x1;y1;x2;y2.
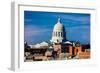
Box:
56;32;57;37
58;32;60;37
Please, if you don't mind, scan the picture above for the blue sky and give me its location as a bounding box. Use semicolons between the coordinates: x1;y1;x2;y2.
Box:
24;11;90;45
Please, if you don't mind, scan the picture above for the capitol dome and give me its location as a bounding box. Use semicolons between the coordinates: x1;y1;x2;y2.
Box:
53;18;64;31
50;18;66;43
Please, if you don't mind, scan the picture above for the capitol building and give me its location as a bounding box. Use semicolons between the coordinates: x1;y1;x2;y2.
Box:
24;18;90;61
51;18;67;43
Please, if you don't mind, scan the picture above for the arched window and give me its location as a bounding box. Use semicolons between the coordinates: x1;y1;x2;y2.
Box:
56;32;57;37
58;32;60;37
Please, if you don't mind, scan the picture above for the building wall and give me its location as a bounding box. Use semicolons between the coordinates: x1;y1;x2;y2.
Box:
53;44;61;52
53;43;90;59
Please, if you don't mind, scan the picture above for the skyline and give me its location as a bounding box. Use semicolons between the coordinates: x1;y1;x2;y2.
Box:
24;11;90;45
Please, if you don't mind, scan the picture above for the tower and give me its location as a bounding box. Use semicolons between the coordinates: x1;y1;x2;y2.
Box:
50;18;66;44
